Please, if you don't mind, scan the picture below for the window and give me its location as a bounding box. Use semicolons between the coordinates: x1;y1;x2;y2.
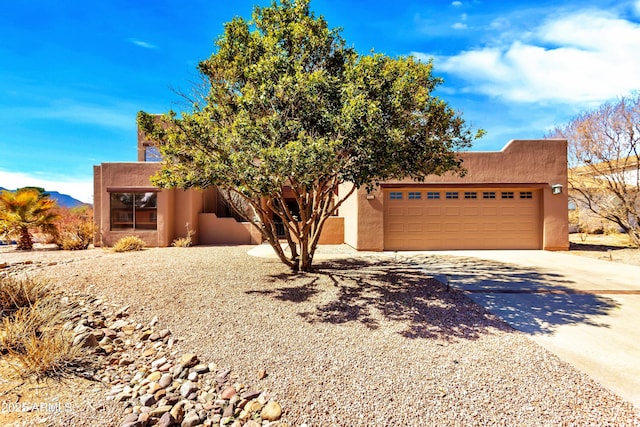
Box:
483;192;496;199
464;192;477;199
110;192;158;230
427;192;440;199
501;192;514;199
408;191;421;200
144;145;162;162
389;191;403;200
446;192;459;199
520;191;533;199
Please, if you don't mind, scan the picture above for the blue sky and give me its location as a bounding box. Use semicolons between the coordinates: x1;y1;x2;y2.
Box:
1;0;640;203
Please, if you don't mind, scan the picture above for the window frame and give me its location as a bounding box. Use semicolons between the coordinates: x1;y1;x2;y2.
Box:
110;192;158;231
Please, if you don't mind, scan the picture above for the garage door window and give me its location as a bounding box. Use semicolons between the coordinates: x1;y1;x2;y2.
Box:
520;191;533;199
464;192;477;199
408;191;421;200
501;192;514;199
446;192;459;199
483;192;496;199
427;192;440;199
389;191;403;200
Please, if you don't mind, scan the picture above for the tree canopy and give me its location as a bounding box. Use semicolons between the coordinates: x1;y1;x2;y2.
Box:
548;93;640;247
139;0;483;271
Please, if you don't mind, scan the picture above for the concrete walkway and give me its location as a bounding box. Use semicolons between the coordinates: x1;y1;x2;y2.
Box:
249;244;640;409
408;250;640;410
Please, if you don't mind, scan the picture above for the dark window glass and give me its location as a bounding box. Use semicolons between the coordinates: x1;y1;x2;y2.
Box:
110;192;157;230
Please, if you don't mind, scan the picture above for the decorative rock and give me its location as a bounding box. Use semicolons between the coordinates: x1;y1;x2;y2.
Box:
170;402;185;423
258;369;268;380
142;348;156;357
244;400;263;413
222;403;234;418
159;373;173;388
240;390;261;401
152;357;168;368
138;413;150;424
140;394;156;407
73;332;98;348
180;381;198;398
178;353;198;368
157;412;175;427
221;387;236;400
260;401;282;421
123;413;139;423
110;319;128;330
181;412;201;427
149;405;174;417
191;364;209;374
147;371;162;381
147;382;162;394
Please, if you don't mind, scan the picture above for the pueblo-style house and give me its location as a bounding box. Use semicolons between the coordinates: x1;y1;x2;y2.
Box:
93;122;569;251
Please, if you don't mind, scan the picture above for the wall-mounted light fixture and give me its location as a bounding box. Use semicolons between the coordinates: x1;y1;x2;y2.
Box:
366;194;375;200
551;184;563;195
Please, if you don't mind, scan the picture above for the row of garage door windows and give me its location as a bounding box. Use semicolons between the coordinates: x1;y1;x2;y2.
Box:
388;191;534;200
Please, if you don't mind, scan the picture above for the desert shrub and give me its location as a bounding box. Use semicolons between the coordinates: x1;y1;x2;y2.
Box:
112;236;146;252
0;281;85;379
0;276;51;312
54;206;96;250
172;222;195;247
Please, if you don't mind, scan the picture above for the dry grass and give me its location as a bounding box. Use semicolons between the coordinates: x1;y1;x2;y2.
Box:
569;233;640;267
0;275;51;312
112;235;146;252
0;276;88;380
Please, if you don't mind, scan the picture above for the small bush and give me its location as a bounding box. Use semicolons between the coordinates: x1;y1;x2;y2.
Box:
54;206;96;250
112;236;146;252
0;281;85;379
0;276;51;312
172;222;195;247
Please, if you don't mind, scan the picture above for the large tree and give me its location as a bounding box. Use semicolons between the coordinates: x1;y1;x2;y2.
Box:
0;188;59;250
547;94;640;247
139;0;483;271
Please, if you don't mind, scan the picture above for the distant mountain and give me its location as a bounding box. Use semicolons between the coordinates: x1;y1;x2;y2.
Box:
0;187;87;208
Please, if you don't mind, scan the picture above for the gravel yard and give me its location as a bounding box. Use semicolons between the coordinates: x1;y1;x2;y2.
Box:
2;245;640;426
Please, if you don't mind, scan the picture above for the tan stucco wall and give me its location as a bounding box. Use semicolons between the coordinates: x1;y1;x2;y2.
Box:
198;213;261;245
317;217;345;244
346;139;569;251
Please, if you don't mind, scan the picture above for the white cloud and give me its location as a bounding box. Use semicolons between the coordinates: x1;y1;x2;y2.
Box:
3;100;136;131
452;22;468;30
129;39;158;50
0;170;93;204
451;1;463;7
416;9;640;105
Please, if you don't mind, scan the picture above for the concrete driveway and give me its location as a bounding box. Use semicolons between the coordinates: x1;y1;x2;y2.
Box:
408;250;640;410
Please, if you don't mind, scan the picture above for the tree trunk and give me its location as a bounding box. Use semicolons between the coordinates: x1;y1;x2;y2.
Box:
17;226;33;251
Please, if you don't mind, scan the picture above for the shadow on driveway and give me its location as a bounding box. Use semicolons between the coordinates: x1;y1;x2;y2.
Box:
247;254;621;337
410;255;620;335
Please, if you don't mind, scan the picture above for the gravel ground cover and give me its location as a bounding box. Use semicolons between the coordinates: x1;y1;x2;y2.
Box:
1;245;640;426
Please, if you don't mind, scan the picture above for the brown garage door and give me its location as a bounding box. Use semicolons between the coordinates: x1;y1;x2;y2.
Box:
384;188;541;250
